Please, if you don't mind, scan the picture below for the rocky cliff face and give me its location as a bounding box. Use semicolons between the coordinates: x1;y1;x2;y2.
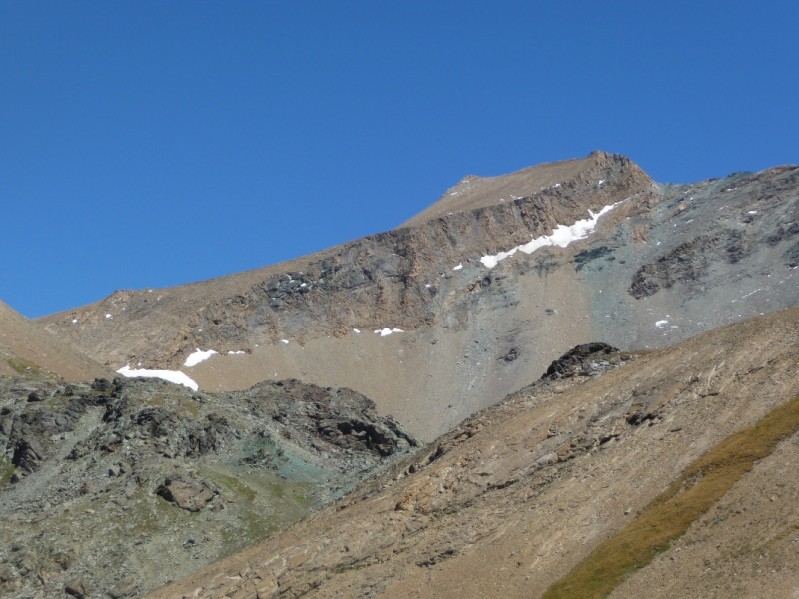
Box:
37;152;799;441
0;372;416;598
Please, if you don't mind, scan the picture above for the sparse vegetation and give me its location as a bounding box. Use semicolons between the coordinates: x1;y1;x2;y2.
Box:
0;457;15;487
542;395;799;599
7;356;41;374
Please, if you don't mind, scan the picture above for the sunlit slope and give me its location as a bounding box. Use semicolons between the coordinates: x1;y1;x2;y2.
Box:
146;308;799;598
0;299;110;381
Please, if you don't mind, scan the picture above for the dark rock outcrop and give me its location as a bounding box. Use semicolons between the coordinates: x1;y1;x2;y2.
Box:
542;342;622;380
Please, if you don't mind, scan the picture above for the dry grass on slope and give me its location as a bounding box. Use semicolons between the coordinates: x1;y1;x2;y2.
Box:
543;394;799;599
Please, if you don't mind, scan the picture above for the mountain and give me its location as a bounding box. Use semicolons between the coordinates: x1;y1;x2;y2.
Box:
0;300;110;381
3;151;798;598
37;152;799;441
145;307;799;599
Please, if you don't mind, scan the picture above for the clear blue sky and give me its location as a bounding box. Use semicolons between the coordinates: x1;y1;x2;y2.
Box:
2;2;797;317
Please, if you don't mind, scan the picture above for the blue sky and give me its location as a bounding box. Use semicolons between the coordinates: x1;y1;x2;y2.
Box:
2;2;797;317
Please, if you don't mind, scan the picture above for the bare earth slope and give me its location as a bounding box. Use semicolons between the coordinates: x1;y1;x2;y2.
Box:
146;308;799;599
38;153;799;441
0;300;110;381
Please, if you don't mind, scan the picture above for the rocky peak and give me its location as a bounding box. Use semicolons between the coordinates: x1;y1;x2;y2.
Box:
35;153;799;441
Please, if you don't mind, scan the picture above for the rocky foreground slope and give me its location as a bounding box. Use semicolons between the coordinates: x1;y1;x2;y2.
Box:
0;373;416;598
38;152;799;441
147;307;799;599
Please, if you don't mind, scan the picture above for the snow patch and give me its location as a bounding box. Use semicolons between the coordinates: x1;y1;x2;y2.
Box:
184;348;219;367
374;327;404;336
452;263;463;271
747;210;758;215
480;202;621;269
353;328;361;333
740;288;762;300
105;313;112;319
71;319;78;324
227;350;246;355
655;320;669;328
116;365;199;391
280;339;290;344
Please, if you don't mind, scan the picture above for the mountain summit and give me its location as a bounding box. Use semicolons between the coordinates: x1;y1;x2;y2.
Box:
38;152;799;440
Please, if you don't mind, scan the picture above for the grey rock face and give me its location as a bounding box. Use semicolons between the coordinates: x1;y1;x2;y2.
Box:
0;374;417;598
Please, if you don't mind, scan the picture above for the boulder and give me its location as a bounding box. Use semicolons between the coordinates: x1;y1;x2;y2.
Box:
155;475;217;512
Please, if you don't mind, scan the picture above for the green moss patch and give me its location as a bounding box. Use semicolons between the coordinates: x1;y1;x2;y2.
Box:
0;457;15;487
7;356;41;374
543;395;799;599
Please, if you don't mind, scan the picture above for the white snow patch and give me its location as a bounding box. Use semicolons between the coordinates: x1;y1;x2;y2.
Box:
105;313;112;319
184;348;218;367
655;320;669;329
374;327;404;336
747;210;758;215
280;339;290;344
300;282;307;288
452;263;463;271
353;328;361;333
227;350;246;355
480;202;621;269
71;319;78;324
740;288;762;300
116;365;198;391
425;284;431;288
598;179;605;186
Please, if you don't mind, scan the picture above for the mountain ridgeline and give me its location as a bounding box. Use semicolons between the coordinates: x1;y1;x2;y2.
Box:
38;152;799;440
